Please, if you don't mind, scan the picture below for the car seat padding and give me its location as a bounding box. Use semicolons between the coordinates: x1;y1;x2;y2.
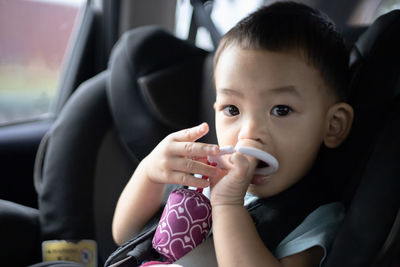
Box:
107;26;208;161
39;72;112;240
323;10;400;266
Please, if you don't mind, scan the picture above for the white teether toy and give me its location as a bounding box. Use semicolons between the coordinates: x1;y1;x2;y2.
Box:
208;146;279;176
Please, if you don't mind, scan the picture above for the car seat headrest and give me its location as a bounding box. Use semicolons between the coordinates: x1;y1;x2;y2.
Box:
323;9;400;205
107;26;208;160
326;9;400;202
323;10;400;266
349;9;400;108
137;59;205;129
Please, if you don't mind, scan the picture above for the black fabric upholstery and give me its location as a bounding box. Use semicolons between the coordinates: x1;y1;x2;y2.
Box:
93;129;137;262
325;102;400;266
249;168;332;250
36;27;211;265
0;199;41;267
29;261;84;267
107;26;208;161
39;71;113;240
137;58;205;129
323;10;400;266
198;54;217;144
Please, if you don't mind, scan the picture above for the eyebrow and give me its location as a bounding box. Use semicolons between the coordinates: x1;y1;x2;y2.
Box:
217;88;244;97
217;85;302;98
269;85;302;98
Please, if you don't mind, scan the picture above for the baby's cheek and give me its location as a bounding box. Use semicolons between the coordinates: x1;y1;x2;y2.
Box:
283;152;316;185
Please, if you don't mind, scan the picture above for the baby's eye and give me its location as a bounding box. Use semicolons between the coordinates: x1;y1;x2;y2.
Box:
222;105;240;117
271;105;292;117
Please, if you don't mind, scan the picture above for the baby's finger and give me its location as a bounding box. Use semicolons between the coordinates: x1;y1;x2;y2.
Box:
171;122;209;142
171;157;224;179
192;156;208;164
169;141;219;158
238;153;258;177
228;153;253;184
169;171;210;188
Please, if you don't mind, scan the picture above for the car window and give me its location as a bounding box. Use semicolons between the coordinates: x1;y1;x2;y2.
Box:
0;0;86;125
175;0;267;51
374;0;400;20
348;0;400;25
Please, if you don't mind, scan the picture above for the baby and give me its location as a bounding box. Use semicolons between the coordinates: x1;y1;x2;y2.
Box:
113;2;354;266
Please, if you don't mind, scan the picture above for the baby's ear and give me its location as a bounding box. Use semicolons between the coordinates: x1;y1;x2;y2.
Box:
324;102;354;148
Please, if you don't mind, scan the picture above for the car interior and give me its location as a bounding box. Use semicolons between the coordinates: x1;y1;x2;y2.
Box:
0;0;399;267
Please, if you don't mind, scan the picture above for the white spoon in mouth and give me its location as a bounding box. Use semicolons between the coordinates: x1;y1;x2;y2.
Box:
207;145;279;176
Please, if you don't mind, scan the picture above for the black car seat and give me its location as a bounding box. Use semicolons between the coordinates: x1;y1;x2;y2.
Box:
323;9;400;266
31;25;213;266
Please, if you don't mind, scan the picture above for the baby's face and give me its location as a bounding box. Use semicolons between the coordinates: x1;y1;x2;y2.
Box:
214;46;337;198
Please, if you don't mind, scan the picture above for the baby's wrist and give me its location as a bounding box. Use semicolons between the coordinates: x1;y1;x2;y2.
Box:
211;203;247;219
137;157;161;185
210;197;244;208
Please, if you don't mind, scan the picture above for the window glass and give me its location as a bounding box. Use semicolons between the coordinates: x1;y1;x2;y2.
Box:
175;0;266;51
374;0;400;20
348;0;400;25
0;0;85;125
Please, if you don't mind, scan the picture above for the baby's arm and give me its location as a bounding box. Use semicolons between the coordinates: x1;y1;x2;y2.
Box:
112;123;221;245
210;153;322;267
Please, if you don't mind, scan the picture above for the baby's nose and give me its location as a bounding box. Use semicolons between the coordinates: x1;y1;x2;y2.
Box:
237;118;268;145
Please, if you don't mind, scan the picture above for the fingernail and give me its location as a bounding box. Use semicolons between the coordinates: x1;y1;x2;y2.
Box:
199;122;206;131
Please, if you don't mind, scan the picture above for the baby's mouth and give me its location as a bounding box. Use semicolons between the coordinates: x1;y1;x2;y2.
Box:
256;160;269;169
248;160;270;185
251;174;270;185
235;146;278;176
207;145;279;181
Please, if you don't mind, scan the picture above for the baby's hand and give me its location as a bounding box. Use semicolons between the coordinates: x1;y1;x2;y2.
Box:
141;123;222;188
209;153;257;207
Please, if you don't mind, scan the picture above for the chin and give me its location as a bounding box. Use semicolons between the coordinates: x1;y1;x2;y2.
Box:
248;183;276;199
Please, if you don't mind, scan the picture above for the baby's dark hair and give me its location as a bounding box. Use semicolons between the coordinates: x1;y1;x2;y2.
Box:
214;1;349;101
